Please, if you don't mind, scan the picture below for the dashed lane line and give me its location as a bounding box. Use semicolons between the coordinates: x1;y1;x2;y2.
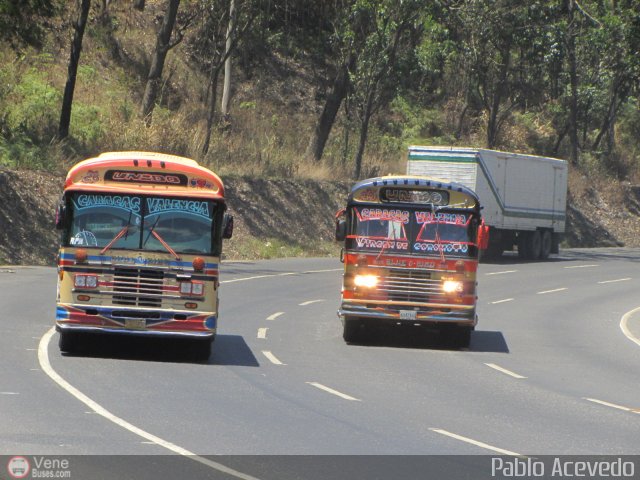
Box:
583;397;640;414
484;363;527;379
429;428;521;456
490;298;514;305
485;270;517;276
598;278;632;284
221;272;297;284
257;328;268;339
37;327;261;480
266;312;284;321
564;264;599;269
536;287;568;295
306;382;361;402
262;350;286;365
299;299;325;306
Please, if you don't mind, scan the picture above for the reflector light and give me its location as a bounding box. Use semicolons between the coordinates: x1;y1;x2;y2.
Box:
185;302;198;309
193;257;205;272
75;249;88;264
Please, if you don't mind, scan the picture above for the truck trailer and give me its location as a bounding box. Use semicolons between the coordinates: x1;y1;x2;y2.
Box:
407;146;568;260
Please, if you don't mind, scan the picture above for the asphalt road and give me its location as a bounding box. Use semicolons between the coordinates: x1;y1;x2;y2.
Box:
2;248;640;479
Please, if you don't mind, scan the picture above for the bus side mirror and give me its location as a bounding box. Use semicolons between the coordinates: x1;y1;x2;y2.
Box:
335;208;346;242
222;213;234;239
478;223;490;250
335;219;346;242
55;204;67;230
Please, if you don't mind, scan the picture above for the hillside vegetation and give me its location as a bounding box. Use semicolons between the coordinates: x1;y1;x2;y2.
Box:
0;1;639;264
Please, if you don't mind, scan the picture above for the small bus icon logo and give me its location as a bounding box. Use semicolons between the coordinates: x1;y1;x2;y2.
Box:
7;456;30;478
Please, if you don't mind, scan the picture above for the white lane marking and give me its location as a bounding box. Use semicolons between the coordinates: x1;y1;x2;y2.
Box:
266;312;284;321
306;382;361;402
262;350;285;365
584;397;640;414
303;268;343;274
536;287;567;295
429;428;521;456
598;278;631;284
257;328;268;339
564;264;599;269
222;272;297;284
1;392;19;395
38;328;261;480
490;298;514;305
484;363;527;379
485;270;517;276
299;299;325;306
620;306;640;348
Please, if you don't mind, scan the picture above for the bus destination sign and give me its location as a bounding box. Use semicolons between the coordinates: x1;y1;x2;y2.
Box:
105;170;189;186
380;188;449;206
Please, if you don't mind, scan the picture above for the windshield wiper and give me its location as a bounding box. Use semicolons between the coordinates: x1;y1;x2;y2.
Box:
100;212;132;255
143;218;180;261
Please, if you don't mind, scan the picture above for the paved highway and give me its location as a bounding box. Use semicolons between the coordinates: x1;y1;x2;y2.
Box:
2;248;640;478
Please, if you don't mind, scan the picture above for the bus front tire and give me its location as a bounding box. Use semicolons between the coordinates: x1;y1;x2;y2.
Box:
58;331;78;354
441;325;472;349
343;317;364;343
192;338;213;362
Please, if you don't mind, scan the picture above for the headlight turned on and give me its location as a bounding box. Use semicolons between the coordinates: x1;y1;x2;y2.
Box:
442;279;464;294
354;274;379;288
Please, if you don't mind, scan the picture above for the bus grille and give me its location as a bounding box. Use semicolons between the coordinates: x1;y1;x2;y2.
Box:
113;267;164;308
377;269;441;303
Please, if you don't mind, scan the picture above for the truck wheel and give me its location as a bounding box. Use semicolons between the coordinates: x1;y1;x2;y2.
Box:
540;230;552;260
58;331;78;353
343;317;363;343
519;231;542;260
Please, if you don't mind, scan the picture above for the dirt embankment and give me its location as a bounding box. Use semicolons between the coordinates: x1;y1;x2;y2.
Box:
0;169;350;265
1;167;640;266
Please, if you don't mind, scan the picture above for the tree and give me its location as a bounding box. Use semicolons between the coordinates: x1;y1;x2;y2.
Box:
191;0;256;155
349;0;425;178
141;0;181;124
221;0;236;120
58;0;91;140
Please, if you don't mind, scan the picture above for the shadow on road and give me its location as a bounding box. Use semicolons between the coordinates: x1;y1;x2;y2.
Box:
60;333;259;366
346;326;509;353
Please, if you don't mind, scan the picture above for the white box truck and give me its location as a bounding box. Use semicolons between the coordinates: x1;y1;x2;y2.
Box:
407;146;568;260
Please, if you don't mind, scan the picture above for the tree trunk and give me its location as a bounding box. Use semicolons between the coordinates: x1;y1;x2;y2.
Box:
221;0;236;120
353;90;375;180
486;48;510;149
141;0;180;124
305;61;351;162
58;0;91;140
202;66;222;155
133;0;145;11
566;0;579;165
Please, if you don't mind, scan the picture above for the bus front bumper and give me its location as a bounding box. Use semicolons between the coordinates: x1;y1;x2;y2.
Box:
56;323;216;340
338;303;476;327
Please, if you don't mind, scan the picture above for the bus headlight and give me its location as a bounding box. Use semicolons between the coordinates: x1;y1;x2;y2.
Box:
74;274;98;289
354;274;378;288
442;280;464;294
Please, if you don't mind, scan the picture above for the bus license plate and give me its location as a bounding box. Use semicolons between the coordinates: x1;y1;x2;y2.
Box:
399;310;417;321
125;319;146;329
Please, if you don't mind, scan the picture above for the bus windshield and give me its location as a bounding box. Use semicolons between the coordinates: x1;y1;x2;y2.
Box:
348;206;475;257
65;193;217;255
